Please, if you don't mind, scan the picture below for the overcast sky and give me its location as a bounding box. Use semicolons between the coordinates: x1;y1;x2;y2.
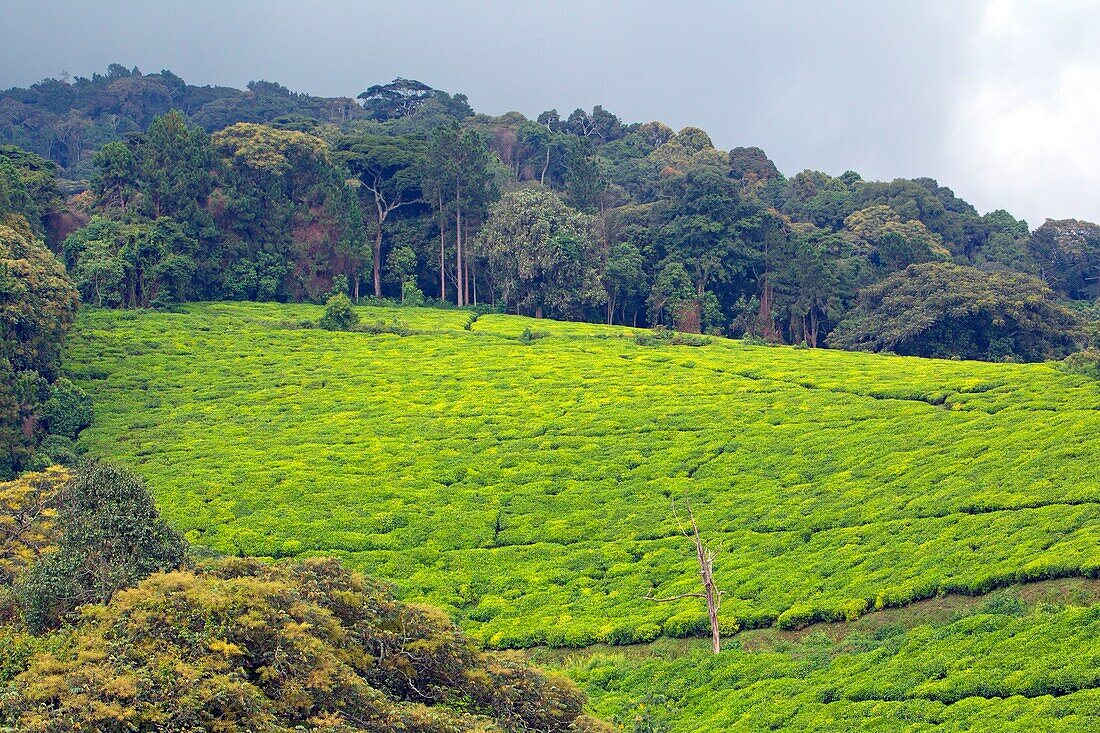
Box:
2;0;1097;226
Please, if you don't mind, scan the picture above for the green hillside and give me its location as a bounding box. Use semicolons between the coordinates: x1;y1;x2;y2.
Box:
62;301;1100;729
65;302;1099;637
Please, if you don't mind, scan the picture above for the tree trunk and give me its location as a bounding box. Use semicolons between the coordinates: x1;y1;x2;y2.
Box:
644;501;723;654
455;182;463;306
373;221;383;298
541;147;550;185
439;193;446;301
463;217;470;306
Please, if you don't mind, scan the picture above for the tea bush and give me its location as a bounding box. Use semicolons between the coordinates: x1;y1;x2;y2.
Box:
566;596;1100;732
64;303;1100;649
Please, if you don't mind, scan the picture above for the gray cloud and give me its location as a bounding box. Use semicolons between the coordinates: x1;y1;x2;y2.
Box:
1;0;1095;224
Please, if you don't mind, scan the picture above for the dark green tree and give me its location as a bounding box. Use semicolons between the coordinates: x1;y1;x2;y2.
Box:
17;460;187;632
334;133;426;299
480;187;603;318
829;262;1084;361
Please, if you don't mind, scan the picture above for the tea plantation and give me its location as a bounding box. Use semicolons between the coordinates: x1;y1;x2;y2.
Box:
63;302;1100;727
556;580;1100;731
65;303;1100;645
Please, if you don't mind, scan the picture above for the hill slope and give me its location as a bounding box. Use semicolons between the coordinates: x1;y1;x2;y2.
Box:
65;303;1100;647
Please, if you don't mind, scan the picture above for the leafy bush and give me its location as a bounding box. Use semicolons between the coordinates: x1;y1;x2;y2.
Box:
16;461;187;632
32;435;76;467
0;466;69;586
518;326;549;344
634;327;712;347
3;557;611;732
829;262;1083;361
357;318;413;336
401;278;426;306
40;378;93;440
318;292;359;331
1059;349;1100;380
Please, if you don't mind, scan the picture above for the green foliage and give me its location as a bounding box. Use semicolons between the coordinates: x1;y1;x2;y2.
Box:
0;216;79;477
1027;218;1100;300
0;147;61;240
17;460;187;632
633;327;711;347
40;377;92;439
3;556;607;732
1059;349;1100;380
0;466;68;586
65;303;1100;652
480;187;604;318
829;262;1084;361
318;292;359;330
567;594;1100;732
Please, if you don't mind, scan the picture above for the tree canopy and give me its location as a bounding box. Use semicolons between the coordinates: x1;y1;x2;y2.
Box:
828;262;1084;361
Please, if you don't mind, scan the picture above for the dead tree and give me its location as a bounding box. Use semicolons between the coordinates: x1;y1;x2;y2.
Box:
645;499;724;654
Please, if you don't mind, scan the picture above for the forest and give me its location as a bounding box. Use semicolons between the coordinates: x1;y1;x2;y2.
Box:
1;64;1099;731
3;65;1098;352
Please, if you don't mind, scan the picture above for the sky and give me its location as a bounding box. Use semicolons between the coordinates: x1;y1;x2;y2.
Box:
1;0;1098;226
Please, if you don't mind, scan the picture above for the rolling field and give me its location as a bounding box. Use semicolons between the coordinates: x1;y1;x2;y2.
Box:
63;302;1100;728
65;303;1100;648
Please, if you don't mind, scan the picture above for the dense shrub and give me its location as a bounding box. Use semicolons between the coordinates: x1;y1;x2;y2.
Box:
634;326;711;347
3;557;611;733
829;262;1083;361
0;215;80;478
318;291;359;330
39;377;92;439
1059;349;1100;380
0;466;68;586
32;435;77;467
17;460;187;632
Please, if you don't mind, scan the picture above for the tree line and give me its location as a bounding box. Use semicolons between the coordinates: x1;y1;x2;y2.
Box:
2;67;1099;363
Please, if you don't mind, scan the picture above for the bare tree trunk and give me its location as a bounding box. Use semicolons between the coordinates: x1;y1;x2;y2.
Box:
541;147;550;185
645;499;724;654
373;221;383;298
463;217;470;306
690;505;722;655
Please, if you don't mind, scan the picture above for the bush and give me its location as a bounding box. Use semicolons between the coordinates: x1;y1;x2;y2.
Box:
40;378;93;440
1059;349;1100;380
401;279;426;306
634;327;712;347
318;292;359;331
357;318;413;336
17;460;187;632
518;326;549;344
34;435;77;466
4;557;610;732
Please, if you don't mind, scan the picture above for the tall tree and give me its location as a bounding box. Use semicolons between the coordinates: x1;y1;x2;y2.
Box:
138;111;215;227
480;187;604;318
649;167;752;330
425;123;497;305
1027;219;1100;300
829;262;1084;361
334;134;426;299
